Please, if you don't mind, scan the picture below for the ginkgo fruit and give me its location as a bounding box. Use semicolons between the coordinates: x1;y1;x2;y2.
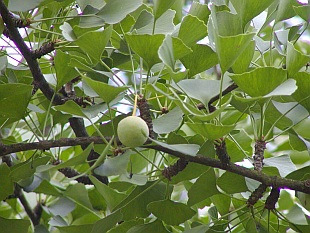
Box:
117;116;149;147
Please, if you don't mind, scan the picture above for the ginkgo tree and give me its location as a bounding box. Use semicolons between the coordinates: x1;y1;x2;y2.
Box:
0;0;310;232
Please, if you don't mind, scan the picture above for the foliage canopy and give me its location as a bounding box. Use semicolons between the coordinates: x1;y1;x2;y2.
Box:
0;0;310;232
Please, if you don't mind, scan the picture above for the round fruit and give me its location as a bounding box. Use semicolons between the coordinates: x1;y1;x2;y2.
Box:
117;116;149;148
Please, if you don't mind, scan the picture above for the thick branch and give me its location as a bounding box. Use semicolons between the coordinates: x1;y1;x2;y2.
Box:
1;137;309;194
146;144;310;194
0;1;64;105
0;137;108;156
69;117;108;184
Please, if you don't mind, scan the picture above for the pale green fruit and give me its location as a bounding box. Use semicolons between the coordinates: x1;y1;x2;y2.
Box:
117;116;149;147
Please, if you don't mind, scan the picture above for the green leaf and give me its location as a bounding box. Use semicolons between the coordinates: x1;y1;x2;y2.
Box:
97;0;143;24
109;219;144;233
231;40;255;74
126;34;165;68
119;173;148;186
183;225;209;233
229;67;287;97
47;197;75;217
147;199;196;225
75;26;112;63
158;35;192;70
175;79;225;106
54;100;86;118
226;130;252;162
0;163;14;201
91;211;123;233
8;0;44;11
82;76;127;103
188;168;219;206
149;82;231;121
272;100;309;124
0;18;3;36
286;42;310;78
0;53;7;73
76;0;105;11
0;83;32;120
292;72;310;112
94;151;130;176
135;9;176;35
69;56;106;73
60;22;77;41
217;172;248;194
10;156;50;182
275;0;300;23
89;176;126;210
286;204;309;225
150;139;200;156
216;33;255;72
213;11;243;36
294;118;310;140
0;217;30;233
286;166;310;180
132;10;154;31
230;0;276;28
64;183;97;215
33;180;62;196
114;181;169;220
245;218;259;233
127;219;169;233
53;144;93;170
153;107;183;134
264;155;296;177
211;194;231;215
289;133;309;152
278;190;295;211
290;223;310;232
57;225;93;233
180;44;218;77
231;95;298;131
296;191;310;210
293;5;310;22
187;123;235;140
169;163;210;184
188;2;210;23
54;51;79;90
178;15;208;47
265;79;297;97
153;0;177;19
170;37;192;60
193;102;231;121
114;14;136;34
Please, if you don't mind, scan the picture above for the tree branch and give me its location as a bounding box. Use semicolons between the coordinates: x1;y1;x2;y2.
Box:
0;137;108;156
147;144;310;194
197;83;238;110
32;41;55;59
1;137;309;194
0;1;64;105
15;186;41;226
2;156;41;226
209;83;238;105
69;117;108;184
